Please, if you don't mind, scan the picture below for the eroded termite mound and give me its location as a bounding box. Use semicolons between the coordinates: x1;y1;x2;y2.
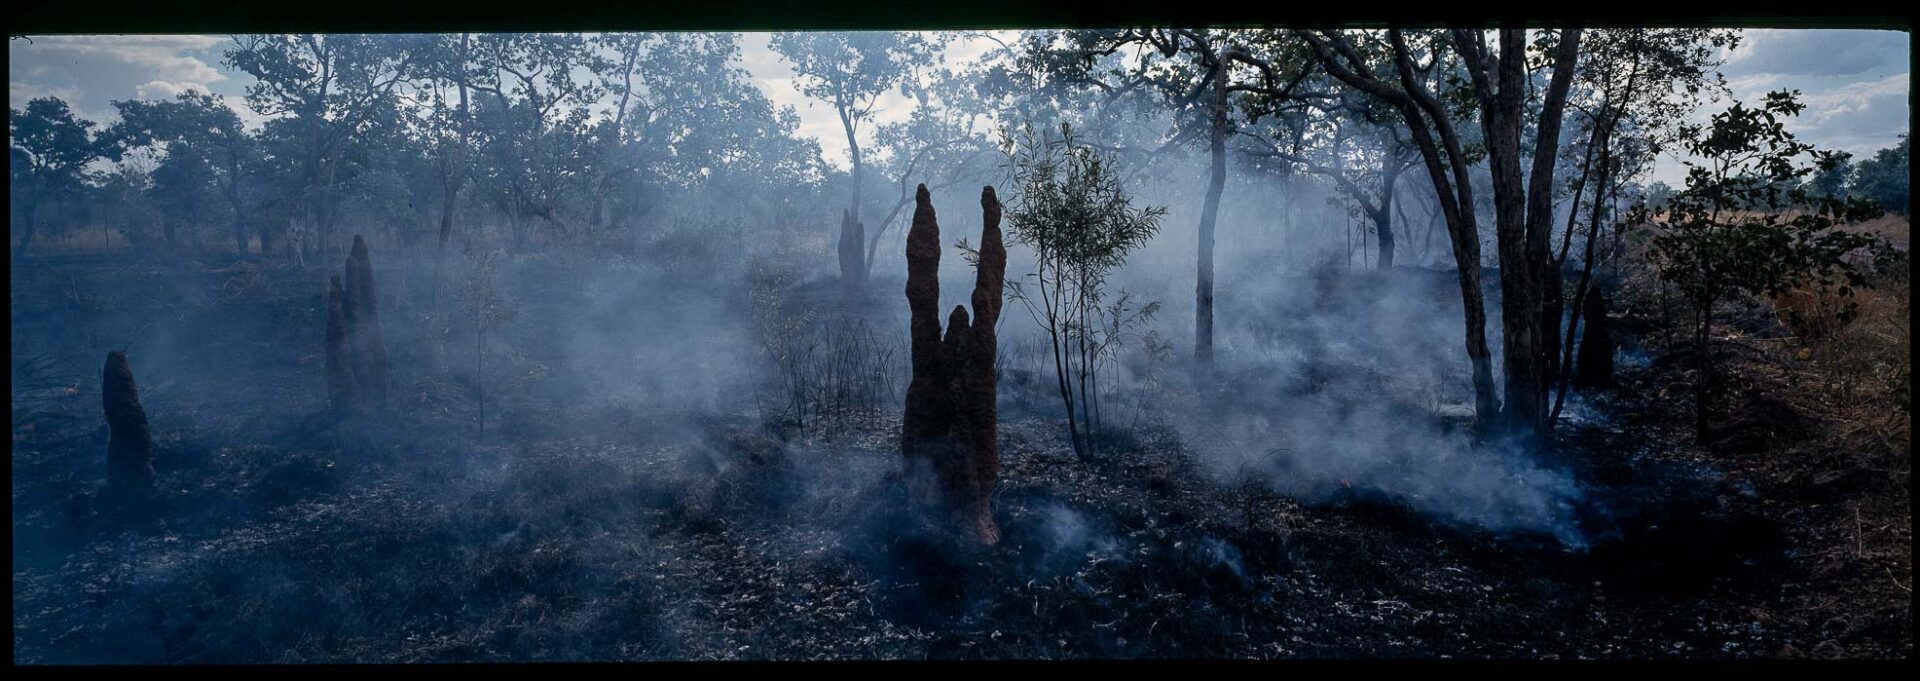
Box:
1574;288;1614;389
102;351;154;491
901;184;1007;545
326;234;392;420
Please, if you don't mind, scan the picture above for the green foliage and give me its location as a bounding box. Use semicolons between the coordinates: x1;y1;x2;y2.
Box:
1851;134;1910;216
10;97;103;241
1645;91;1889;322
1640;90;1893;437
997;121;1167;459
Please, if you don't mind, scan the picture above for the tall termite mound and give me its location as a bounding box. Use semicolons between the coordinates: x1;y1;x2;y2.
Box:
1574;287;1614;389
901;184;1006;545
102;351;154;490
327;234;392;419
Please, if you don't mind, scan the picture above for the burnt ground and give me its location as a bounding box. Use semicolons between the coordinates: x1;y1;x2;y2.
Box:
9;253;1912;662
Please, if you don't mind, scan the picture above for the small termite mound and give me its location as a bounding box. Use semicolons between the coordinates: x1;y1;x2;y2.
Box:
102;351;155;491
901;184;1006;545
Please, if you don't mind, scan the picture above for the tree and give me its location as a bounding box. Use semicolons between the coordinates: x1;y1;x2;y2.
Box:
999;122;1166;461
1041;29;1320;370
10;97;102;257
1546;28;1737;422
224;34;418;263
1241;92;1418;268
1852;134;1910;216
1299;29;1500;429
1643;90;1889;440
771;31;939;295
106;91;268;255
863;62;997;277
463;32;603;251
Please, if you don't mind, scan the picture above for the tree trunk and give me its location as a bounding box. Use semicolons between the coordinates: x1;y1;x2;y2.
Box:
901;184;1005;545
1375;159;1404;269
1473;27;1580;444
1194;60;1229;371
14;205;39;258
840;107;868;296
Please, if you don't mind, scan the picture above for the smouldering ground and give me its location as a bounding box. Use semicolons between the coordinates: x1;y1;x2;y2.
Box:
10;252;1910;661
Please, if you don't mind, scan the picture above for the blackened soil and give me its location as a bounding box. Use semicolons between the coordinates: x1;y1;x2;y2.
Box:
10;254;1906;661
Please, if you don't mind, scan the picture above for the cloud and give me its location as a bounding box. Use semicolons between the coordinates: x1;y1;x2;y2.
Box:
10;35;239;126
134;79;211;100
1723;29;1908;78
1791;73;1911;158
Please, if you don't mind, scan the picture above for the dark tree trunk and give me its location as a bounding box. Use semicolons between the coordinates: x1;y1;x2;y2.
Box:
1375;158;1405;269
901;184;1006;545
1465;27;1580;444
102;351;155;491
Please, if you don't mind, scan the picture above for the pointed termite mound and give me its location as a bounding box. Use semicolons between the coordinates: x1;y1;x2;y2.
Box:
342;235;391;412
839;208;867;297
102;351;154;491
326;274;358;419
901;184;1006;545
1574;287;1615;389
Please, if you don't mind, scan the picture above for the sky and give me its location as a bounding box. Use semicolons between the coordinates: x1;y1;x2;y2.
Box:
8;29;1910;185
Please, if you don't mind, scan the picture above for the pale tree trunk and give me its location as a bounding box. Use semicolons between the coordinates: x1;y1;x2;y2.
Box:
838;103;867;296
1194;58;1229;371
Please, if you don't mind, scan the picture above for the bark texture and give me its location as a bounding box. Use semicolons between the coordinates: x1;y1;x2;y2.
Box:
102;351;154;490
901;184;1005;545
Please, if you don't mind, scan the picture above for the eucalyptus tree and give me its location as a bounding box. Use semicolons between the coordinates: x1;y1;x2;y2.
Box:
1037;28;1321;371
1241;89;1419;269
999;122;1166;461
1297;29;1499;427
224;33;420;263
1302;28;1582;443
1547;28;1737;420
1852;134;1909;216
771;31;941;294
586;32;805;236
9;97;103;257
106;91;269;255
863;62;999;277
409;33;478;263
462;32;604;250
1644;91;1889;439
